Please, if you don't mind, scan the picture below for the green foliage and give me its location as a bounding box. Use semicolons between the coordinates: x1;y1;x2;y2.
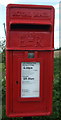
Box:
2;49;6;63
0;38;6;63
59;47;61;50
1;56;60;120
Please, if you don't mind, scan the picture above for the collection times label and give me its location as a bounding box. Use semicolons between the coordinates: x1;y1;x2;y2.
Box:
21;62;40;98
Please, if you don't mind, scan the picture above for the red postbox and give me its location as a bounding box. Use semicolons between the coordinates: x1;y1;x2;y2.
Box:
6;4;54;117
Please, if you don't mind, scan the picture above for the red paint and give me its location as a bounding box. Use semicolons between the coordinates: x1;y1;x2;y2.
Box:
6;4;55;117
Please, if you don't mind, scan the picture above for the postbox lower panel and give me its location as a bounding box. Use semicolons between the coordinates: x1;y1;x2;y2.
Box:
6;51;53;117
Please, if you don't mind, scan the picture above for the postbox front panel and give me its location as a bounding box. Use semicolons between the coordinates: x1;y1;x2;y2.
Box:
6;4;54;117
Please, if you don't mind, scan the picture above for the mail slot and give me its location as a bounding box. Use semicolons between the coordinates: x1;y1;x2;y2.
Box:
6;4;55;117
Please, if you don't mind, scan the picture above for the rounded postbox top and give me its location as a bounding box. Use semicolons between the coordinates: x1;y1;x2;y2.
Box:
6;4;54;51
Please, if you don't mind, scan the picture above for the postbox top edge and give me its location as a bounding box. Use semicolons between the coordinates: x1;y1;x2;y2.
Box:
6;3;54;10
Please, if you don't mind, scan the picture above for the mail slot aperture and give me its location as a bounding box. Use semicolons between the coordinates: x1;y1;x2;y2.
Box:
10;24;51;31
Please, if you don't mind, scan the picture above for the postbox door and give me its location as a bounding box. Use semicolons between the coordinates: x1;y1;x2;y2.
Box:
12;51;53;116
